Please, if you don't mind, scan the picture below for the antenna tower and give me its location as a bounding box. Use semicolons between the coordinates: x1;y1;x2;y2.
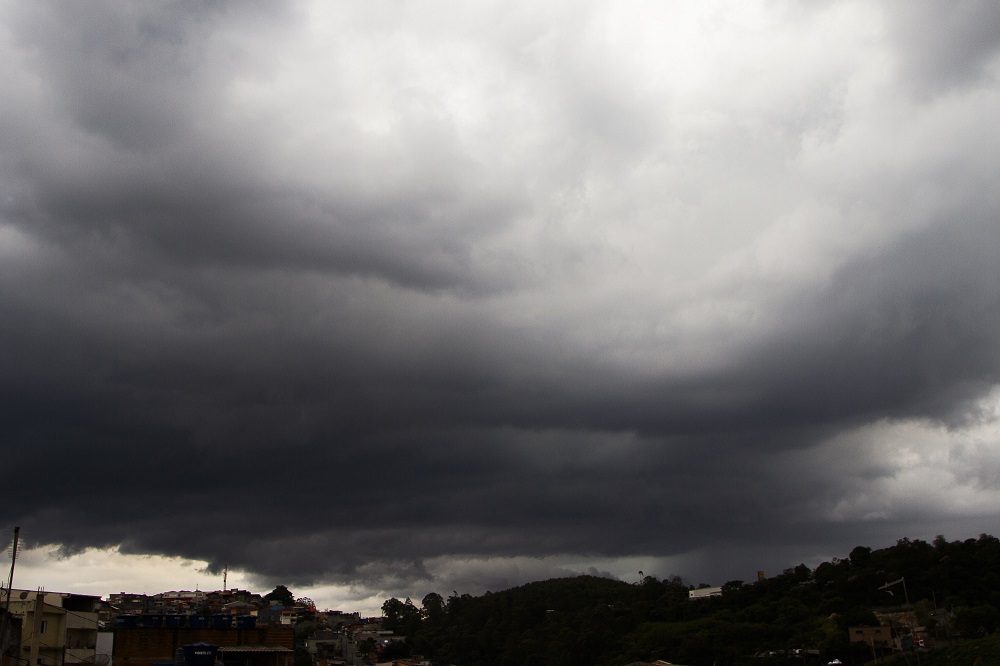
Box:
1;527;21;658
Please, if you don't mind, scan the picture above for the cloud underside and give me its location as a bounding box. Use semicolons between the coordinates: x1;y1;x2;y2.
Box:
2;0;1000;599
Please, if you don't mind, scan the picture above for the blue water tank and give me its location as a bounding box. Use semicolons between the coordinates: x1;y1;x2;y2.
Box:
182;643;218;666
116;615;138;628
142;614;164;628
211;613;232;629
188;615;209;628
165;614;186;628
236;615;257;629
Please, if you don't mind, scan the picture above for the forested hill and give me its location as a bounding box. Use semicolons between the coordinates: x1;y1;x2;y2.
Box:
379;534;1000;666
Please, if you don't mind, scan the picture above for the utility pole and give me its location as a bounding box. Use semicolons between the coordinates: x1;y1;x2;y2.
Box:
28;591;44;666
879;576;912;606
0;527;20;661
880;577;920;666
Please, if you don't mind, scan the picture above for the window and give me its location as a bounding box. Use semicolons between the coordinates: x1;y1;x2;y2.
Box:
40;620;47;634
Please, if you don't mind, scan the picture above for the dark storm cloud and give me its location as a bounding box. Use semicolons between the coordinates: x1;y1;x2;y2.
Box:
721;213;1000;430
2;0;1000;602
5;1;289;151
4;1;528;295
885;0;1000;96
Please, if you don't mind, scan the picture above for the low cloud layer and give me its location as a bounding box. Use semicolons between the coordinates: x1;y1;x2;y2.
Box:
2;0;1000;609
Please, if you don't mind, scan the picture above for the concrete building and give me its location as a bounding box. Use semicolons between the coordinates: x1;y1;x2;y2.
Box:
849;626;892;649
687;587;723;600
107;594;150;617
0;589;101;666
1;611;24;666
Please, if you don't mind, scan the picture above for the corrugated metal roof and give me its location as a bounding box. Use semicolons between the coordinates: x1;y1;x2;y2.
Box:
217;647;293;653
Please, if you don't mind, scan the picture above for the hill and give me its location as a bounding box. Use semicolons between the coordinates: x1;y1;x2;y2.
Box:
377;534;1000;666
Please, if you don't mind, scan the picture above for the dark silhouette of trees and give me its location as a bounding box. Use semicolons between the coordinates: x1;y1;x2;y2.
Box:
264;584;295;606
378;534;1000;666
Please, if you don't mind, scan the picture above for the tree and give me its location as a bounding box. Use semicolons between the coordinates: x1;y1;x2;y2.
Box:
381;641;412;661
265;585;295;607
422;592;445;623
295;620;318;640
382;597;421;634
849;546;872;565
955;604;1000;637
355;637;376;664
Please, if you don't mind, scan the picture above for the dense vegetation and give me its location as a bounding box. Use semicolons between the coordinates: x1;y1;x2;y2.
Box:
882;632;1000;666
379;534;1000;666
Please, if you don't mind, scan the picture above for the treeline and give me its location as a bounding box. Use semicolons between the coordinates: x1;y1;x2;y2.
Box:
379;534;1000;666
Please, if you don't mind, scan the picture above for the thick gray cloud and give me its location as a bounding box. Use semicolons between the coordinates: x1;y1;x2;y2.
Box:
2;0;1000;606
886;0;1000;96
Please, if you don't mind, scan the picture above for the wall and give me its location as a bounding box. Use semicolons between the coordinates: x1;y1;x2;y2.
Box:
114;627;295;666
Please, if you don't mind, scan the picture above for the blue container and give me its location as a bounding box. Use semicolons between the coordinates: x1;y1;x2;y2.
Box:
142;614;164;628
188;615;209;628
236;615;257;629
211;613;232;629
182;643;218;666
116;615;138;628
165;614;186;628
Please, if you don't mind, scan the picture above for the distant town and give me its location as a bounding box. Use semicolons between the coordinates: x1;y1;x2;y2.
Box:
0;584;403;666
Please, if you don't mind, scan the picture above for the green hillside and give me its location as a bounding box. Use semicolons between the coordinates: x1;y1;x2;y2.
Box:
883;633;1000;666
377;534;1000;666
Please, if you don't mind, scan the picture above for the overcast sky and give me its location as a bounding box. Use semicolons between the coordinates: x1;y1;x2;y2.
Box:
3;0;1000;614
